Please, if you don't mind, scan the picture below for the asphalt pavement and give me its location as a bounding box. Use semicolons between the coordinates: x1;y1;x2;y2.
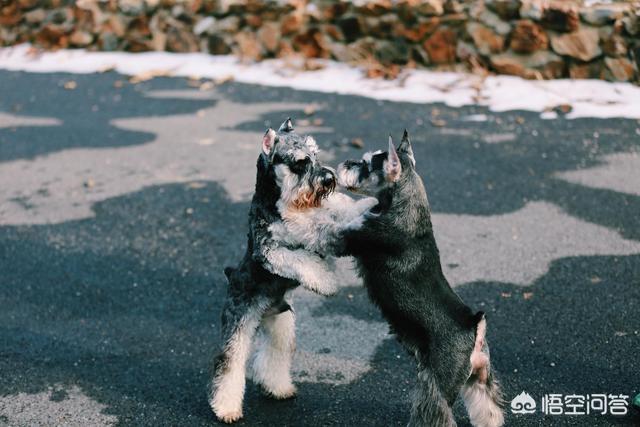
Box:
0;70;639;426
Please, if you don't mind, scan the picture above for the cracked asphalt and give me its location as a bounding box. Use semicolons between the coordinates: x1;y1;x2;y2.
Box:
0;70;639;426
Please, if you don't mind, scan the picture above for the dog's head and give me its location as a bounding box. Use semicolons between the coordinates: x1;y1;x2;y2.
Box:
337;129;415;197
260;118;336;211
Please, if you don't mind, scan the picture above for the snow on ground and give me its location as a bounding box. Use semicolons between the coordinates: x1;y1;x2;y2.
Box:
2;44;639;119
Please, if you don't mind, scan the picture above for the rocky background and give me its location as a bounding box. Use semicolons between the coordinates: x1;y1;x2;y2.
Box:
1;0;639;82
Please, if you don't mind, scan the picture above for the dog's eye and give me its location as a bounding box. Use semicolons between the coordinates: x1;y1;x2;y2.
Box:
291;158;310;173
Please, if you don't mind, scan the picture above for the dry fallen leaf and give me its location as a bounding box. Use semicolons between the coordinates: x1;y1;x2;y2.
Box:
304;105;316;116
113;80;124;88
431;118;446;127
523;292;533;300
214;75;234;85
64;80;77;90
199;81;215;91
501;292;512;298
129;69;173;84
312;118;324;126
350;138;364;149
516;116;525;124
83;178;95;188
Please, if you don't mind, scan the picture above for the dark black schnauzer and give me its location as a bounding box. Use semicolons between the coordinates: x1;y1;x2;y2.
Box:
337;131;504;427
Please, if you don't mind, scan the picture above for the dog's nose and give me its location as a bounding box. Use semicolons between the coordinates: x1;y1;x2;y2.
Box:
321;168;337;187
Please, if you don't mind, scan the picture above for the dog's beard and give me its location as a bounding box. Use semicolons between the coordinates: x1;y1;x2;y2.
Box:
289;181;334;210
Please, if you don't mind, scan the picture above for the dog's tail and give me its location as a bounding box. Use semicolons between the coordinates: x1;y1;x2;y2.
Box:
462;314;504;427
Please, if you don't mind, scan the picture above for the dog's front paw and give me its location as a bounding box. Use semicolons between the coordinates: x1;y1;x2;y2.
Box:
301;273;338;296
264;383;297;400
216;409;243;424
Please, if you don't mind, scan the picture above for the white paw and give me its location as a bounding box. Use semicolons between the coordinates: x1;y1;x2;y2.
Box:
264;383;297;400
216;409;243;424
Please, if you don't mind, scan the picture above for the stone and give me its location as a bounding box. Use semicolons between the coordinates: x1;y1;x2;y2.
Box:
396;18;440;43
486;0;521;20
602;34;627;58
456;40;477;61
510;19;548;53
580;4;630;26
411;45;430;64
490;50;564;79
604;57;636;82
292;28;329;58
363;14;396;38
466;22;504;56
69;30;93;47
569;60;603;79
520;0;544;21
24;8;45;24
337;14;363;42
550;26;601;62
99;31;119;51
193;16;215;36
216;16;241;33
234;31;262;61
541;1;579;33
374;39;410;64
444;0;464;14
258;21;280;53
166;25;198;52
622;12;639;36
476;8;512;35
416;0;444;16
423;28;457;64
281;13;303;36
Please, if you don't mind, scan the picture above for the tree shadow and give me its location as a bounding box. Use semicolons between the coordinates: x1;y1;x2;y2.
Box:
0;71;215;162
0;181;637;426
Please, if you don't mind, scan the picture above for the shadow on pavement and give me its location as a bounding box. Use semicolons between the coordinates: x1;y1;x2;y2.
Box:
0;181;638;426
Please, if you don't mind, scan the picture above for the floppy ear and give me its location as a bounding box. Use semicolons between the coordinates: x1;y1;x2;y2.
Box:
398;129;415;167
385;135;402;182
278;117;294;133
262;128;276;155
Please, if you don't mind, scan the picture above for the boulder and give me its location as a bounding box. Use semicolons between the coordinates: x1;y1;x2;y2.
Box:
475;8;512;35
490;50;564;79
580;4;630;26
540;1;579;32
280;13;303;36
416;0;445;16
604;57;636;81
423;27;457;64
207;33;231;55
292;28;330;58
486;0;521;20
602;33;627;58
337;14;363;42
569;60;603;79
520;0;544;21
396;17;440;43
258;21;280;53
234;31;262;61
467;22;504;56
550;26;601;62
509;19;548;53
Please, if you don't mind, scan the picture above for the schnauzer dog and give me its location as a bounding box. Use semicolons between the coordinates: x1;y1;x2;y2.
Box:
336;131;504;427
209;118;374;423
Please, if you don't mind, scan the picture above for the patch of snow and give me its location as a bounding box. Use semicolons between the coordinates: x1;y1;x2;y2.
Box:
1;44;639;119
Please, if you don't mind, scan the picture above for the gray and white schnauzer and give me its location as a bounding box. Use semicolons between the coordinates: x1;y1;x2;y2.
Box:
336;131;504;427
209;118;375;423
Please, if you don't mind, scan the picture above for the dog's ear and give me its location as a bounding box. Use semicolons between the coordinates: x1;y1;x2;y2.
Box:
385;135;402;182
262;128;277;155
278;117;294;133
398;129;415;167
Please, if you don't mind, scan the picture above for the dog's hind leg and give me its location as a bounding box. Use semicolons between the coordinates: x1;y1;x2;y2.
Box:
409;368;457;427
210;296;267;423
252;302;297;399
462;316;504;427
